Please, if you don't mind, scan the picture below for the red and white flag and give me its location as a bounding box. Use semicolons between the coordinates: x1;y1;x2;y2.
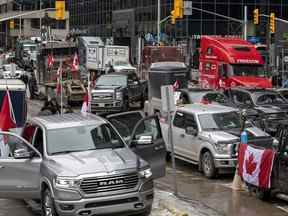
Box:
81;92;89;113
0;89;16;158
173;80;180;91
72;53;79;71
56;65;62;96
0;89;16;131
238;144;275;189
48;54;54;68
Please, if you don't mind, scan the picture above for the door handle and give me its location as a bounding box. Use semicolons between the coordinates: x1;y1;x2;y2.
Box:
0;166;5;169
180;134;185;138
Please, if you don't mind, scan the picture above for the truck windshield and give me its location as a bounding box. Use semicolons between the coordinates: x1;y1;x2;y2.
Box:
230;64;265;77
199;112;241;131
96;75;127;86
47;124;125;155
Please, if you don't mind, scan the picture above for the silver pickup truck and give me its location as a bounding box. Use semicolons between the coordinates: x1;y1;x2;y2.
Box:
160;103;274;178
0;113;166;216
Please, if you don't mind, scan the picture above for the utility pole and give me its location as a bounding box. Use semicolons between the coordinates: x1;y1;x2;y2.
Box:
157;0;161;45
40;0;42;33
244;6;248;40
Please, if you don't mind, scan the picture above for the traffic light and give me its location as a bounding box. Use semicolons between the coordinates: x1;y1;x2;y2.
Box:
171;10;176;24
253;8;259;25
55;0;65;20
9;20;14;29
270;12;275;34
174;0;183;19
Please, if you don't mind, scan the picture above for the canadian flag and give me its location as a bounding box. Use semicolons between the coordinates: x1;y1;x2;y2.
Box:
173;80;180;91
56;65;62;96
0;89;16;158
72;53;79;71
238;144;275;189
81;92;89;113
47;54;54;68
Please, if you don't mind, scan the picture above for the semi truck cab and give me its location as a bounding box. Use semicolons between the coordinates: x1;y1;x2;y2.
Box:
199;36;272;89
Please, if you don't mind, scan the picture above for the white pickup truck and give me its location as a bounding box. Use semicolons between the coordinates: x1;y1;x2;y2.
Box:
160;103;274;178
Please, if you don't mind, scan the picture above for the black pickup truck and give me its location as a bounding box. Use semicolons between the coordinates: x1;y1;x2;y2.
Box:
91;72;148;114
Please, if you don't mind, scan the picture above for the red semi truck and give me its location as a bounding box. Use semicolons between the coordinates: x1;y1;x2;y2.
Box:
199;36;272;89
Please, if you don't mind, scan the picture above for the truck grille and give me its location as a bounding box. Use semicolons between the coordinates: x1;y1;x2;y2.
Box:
80;173;139;194
92;93;114;100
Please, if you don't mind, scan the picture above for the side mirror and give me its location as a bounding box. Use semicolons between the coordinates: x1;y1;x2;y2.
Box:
14;148;32;159
135;135;153;145
185;127;198;136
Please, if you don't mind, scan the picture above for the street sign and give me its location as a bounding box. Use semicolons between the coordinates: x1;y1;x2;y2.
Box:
161;85;176;113
184;1;192;16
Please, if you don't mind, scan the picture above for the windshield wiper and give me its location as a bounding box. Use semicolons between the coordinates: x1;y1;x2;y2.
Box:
51;149;94;155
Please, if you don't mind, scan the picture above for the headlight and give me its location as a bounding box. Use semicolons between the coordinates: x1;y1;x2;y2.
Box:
139;168;152;179
54;177;80;189
116;91;123;100
214;143;231;155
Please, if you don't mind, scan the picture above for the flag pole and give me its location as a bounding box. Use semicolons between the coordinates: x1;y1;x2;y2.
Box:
60;60;63;115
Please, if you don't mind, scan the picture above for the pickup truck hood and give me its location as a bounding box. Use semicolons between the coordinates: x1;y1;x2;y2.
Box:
200;131;239;143
47;148;145;177
230;76;272;88
92;86;122;93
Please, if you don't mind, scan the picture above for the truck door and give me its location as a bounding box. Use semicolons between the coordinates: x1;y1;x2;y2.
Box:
107;111;166;179
0;131;42;199
127;73;141;100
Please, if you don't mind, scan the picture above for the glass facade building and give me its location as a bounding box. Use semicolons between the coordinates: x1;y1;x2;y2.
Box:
66;0;288;39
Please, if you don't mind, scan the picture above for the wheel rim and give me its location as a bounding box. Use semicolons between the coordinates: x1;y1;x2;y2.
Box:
44;193;53;216
203;153;212;174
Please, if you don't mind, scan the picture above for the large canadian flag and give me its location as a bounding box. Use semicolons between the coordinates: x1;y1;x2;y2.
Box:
238;144;275;189
0;89;16;158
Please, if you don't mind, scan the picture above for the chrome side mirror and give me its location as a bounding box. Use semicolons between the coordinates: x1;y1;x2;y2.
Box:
14;148;32;159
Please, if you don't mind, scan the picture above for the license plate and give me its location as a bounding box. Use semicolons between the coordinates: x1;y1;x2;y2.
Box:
99;103;105;107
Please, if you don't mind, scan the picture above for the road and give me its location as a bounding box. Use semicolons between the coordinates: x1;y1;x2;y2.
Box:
0;99;288;216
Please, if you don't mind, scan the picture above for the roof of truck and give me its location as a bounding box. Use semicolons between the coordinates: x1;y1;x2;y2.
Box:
177;103;237;115
32;113;106;130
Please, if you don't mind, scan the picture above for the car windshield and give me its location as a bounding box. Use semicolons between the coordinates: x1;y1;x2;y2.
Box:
96;75;127;86
256;93;286;105
47;124;125;155
199;111;241;131
189;92;228;104
229;64;265;77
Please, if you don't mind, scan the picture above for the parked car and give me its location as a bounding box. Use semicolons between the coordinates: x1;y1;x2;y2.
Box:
224;88;288;136
175;88;230;105
91;72;148;114
159;103;273;178
0;113;166;216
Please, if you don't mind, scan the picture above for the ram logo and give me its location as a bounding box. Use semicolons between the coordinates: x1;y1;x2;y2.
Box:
98;179;125;186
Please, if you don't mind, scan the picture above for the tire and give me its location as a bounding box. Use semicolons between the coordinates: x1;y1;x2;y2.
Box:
201;151;217;178
256;188;271;201
41;189;59;216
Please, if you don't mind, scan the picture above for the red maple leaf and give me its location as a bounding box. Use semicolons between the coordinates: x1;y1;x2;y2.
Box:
245;153;257;175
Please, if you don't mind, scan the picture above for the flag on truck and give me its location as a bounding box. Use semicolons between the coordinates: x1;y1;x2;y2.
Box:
81;91;89;113
48;54;54;68
0;89;16;158
238;144;275;189
173;80;180;91
72;53;79;71
56;65;62;96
